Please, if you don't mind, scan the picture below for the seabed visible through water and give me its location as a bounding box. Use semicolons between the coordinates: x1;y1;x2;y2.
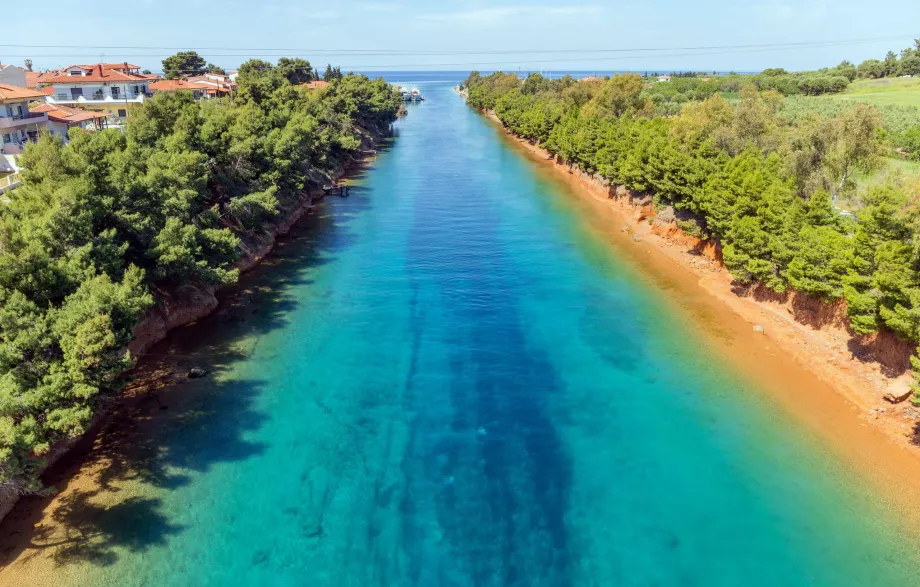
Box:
2;75;920;587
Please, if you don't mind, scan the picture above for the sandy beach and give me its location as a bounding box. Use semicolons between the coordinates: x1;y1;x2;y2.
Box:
488;112;920;526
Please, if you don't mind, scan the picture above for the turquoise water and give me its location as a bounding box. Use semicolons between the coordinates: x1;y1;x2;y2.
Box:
23;82;920;586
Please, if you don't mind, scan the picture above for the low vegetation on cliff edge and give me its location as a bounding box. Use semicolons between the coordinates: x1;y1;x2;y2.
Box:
463;50;920;399
0;60;402;493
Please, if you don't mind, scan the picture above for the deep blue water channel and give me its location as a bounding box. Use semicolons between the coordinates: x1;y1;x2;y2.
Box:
30;79;920;586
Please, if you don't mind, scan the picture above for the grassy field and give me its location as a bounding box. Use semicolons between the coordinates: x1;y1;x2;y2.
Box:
829;77;920;107
840;157;920;211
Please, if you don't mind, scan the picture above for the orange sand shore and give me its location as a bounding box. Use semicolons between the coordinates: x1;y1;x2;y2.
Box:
4;109;920;584
487;110;920;527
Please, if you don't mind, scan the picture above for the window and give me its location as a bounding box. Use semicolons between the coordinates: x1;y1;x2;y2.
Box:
117;109;127;118
2;134;10;144
111;86;120;98
70;87;83;98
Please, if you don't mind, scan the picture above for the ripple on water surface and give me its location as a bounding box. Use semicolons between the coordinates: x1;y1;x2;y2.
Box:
3;78;920;587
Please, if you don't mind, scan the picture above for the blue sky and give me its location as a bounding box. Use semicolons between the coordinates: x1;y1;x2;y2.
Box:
2;0;918;73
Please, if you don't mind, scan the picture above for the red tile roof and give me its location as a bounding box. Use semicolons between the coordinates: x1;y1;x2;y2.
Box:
302;80;330;90
30;103;107;124
25;71;41;89
44;64;151;84
77;63;141;71
36;71;59;84
0;83;47;101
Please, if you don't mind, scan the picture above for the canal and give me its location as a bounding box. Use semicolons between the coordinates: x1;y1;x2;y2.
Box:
3;77;920;587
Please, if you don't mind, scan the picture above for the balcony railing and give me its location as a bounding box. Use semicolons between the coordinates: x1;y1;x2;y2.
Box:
0;172;22;193
11;112;46;121
0;113;47;129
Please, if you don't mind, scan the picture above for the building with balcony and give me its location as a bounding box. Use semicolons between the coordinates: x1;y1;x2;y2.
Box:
0;83;49;155
149;72;237;100
30;103;108;142
41;63;159;124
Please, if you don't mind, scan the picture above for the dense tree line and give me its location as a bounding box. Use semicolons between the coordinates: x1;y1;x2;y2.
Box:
0;63;401;493
465;71;920;398
779;96;920;160
857;40;920;79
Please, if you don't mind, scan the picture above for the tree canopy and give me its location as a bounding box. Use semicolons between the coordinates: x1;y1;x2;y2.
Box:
0;64;401;493
162;51;207;79
465;69;920;400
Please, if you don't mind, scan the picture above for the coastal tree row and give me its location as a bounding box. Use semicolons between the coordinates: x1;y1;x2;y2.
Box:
0;61;402;493
464;67;920;398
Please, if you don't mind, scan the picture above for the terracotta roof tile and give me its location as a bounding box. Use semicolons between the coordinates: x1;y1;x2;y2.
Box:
44;64;151;84
0;83;47;101
30;103;107;123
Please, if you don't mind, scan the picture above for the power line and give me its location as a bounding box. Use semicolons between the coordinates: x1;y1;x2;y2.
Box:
161;42;919;71
0;34;914;57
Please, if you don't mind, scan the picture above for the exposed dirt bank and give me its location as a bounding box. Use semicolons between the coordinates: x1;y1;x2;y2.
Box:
485;110;920;526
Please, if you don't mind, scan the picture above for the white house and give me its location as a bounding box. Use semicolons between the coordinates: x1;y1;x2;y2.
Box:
0;83;48;155
42;63;158;123
0;64;27;88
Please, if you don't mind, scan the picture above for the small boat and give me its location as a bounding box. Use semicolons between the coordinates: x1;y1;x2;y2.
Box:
398;86;425;102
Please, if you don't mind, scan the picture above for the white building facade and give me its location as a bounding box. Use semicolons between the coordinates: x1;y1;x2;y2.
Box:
42;63;157;123
0;84;48;155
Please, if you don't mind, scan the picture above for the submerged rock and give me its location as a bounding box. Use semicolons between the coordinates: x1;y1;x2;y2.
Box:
187;367;208;379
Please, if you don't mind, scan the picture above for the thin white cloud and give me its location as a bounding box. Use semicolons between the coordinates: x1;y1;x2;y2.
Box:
355;1;403;12
416;5;603;23
281;5;340;19
752;0;829;21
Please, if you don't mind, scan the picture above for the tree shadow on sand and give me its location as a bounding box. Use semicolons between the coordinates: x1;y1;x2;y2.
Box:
42;493;180;568
0;377;270;570
0;159;389;571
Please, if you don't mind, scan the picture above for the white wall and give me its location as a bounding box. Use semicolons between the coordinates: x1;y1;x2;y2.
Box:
0;66;27;87
47;121;71;142
50;82;150;102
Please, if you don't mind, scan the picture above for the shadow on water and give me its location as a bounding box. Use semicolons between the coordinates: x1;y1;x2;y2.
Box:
434;305;574;587
0;158;384;571
396;111;575;584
